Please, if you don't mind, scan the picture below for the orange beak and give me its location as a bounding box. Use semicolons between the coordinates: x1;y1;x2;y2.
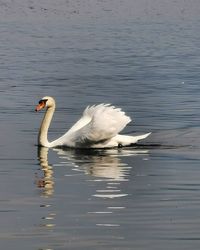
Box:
35;100;46;112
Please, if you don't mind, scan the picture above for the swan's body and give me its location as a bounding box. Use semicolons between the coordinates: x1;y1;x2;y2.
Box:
35;96;151;148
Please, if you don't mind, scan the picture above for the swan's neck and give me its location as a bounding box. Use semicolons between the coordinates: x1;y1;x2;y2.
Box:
38;106;55;147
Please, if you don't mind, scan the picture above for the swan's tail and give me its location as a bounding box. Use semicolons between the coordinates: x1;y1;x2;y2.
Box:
116;132;151;146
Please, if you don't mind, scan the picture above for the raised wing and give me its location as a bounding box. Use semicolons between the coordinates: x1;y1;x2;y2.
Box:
68;104;131;147
65;106;93;134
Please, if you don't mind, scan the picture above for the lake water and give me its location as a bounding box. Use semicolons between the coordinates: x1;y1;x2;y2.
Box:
1;2;200;249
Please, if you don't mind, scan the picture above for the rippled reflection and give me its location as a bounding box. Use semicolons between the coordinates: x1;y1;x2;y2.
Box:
35;146;57;244
54;147;149;199
36;147;54;197
36;146;149;243
36;147;149;200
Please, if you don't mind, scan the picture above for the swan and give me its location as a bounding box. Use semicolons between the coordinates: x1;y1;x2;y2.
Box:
35;96;151;148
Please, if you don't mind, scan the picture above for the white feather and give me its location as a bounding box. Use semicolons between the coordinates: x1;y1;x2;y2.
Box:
52;104;131;147
36;97;150;148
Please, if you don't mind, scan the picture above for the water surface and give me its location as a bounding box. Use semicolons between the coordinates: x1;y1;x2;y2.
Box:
1;3;200;249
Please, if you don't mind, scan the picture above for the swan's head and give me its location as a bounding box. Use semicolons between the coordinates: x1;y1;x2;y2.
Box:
35;96;55;112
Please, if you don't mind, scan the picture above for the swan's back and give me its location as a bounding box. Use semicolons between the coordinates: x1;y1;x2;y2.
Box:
53;104;131;147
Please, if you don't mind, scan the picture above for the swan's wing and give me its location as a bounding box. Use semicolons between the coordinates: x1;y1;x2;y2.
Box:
66;104;110;134
69;104;131;147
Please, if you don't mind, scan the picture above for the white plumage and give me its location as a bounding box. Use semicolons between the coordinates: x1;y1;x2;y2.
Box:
35;96;151;148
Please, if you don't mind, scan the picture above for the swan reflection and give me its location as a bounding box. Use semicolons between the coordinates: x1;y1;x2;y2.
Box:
36;146;149;235
37;146;148;199
54;148;148;179
36;147;54;197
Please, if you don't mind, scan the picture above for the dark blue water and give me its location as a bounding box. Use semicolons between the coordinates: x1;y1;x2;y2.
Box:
1;4;200;249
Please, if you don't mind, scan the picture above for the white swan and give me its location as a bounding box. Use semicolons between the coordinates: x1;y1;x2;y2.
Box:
35;96;151;148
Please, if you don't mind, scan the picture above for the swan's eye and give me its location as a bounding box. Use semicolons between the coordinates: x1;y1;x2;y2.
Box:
39;99;48;105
